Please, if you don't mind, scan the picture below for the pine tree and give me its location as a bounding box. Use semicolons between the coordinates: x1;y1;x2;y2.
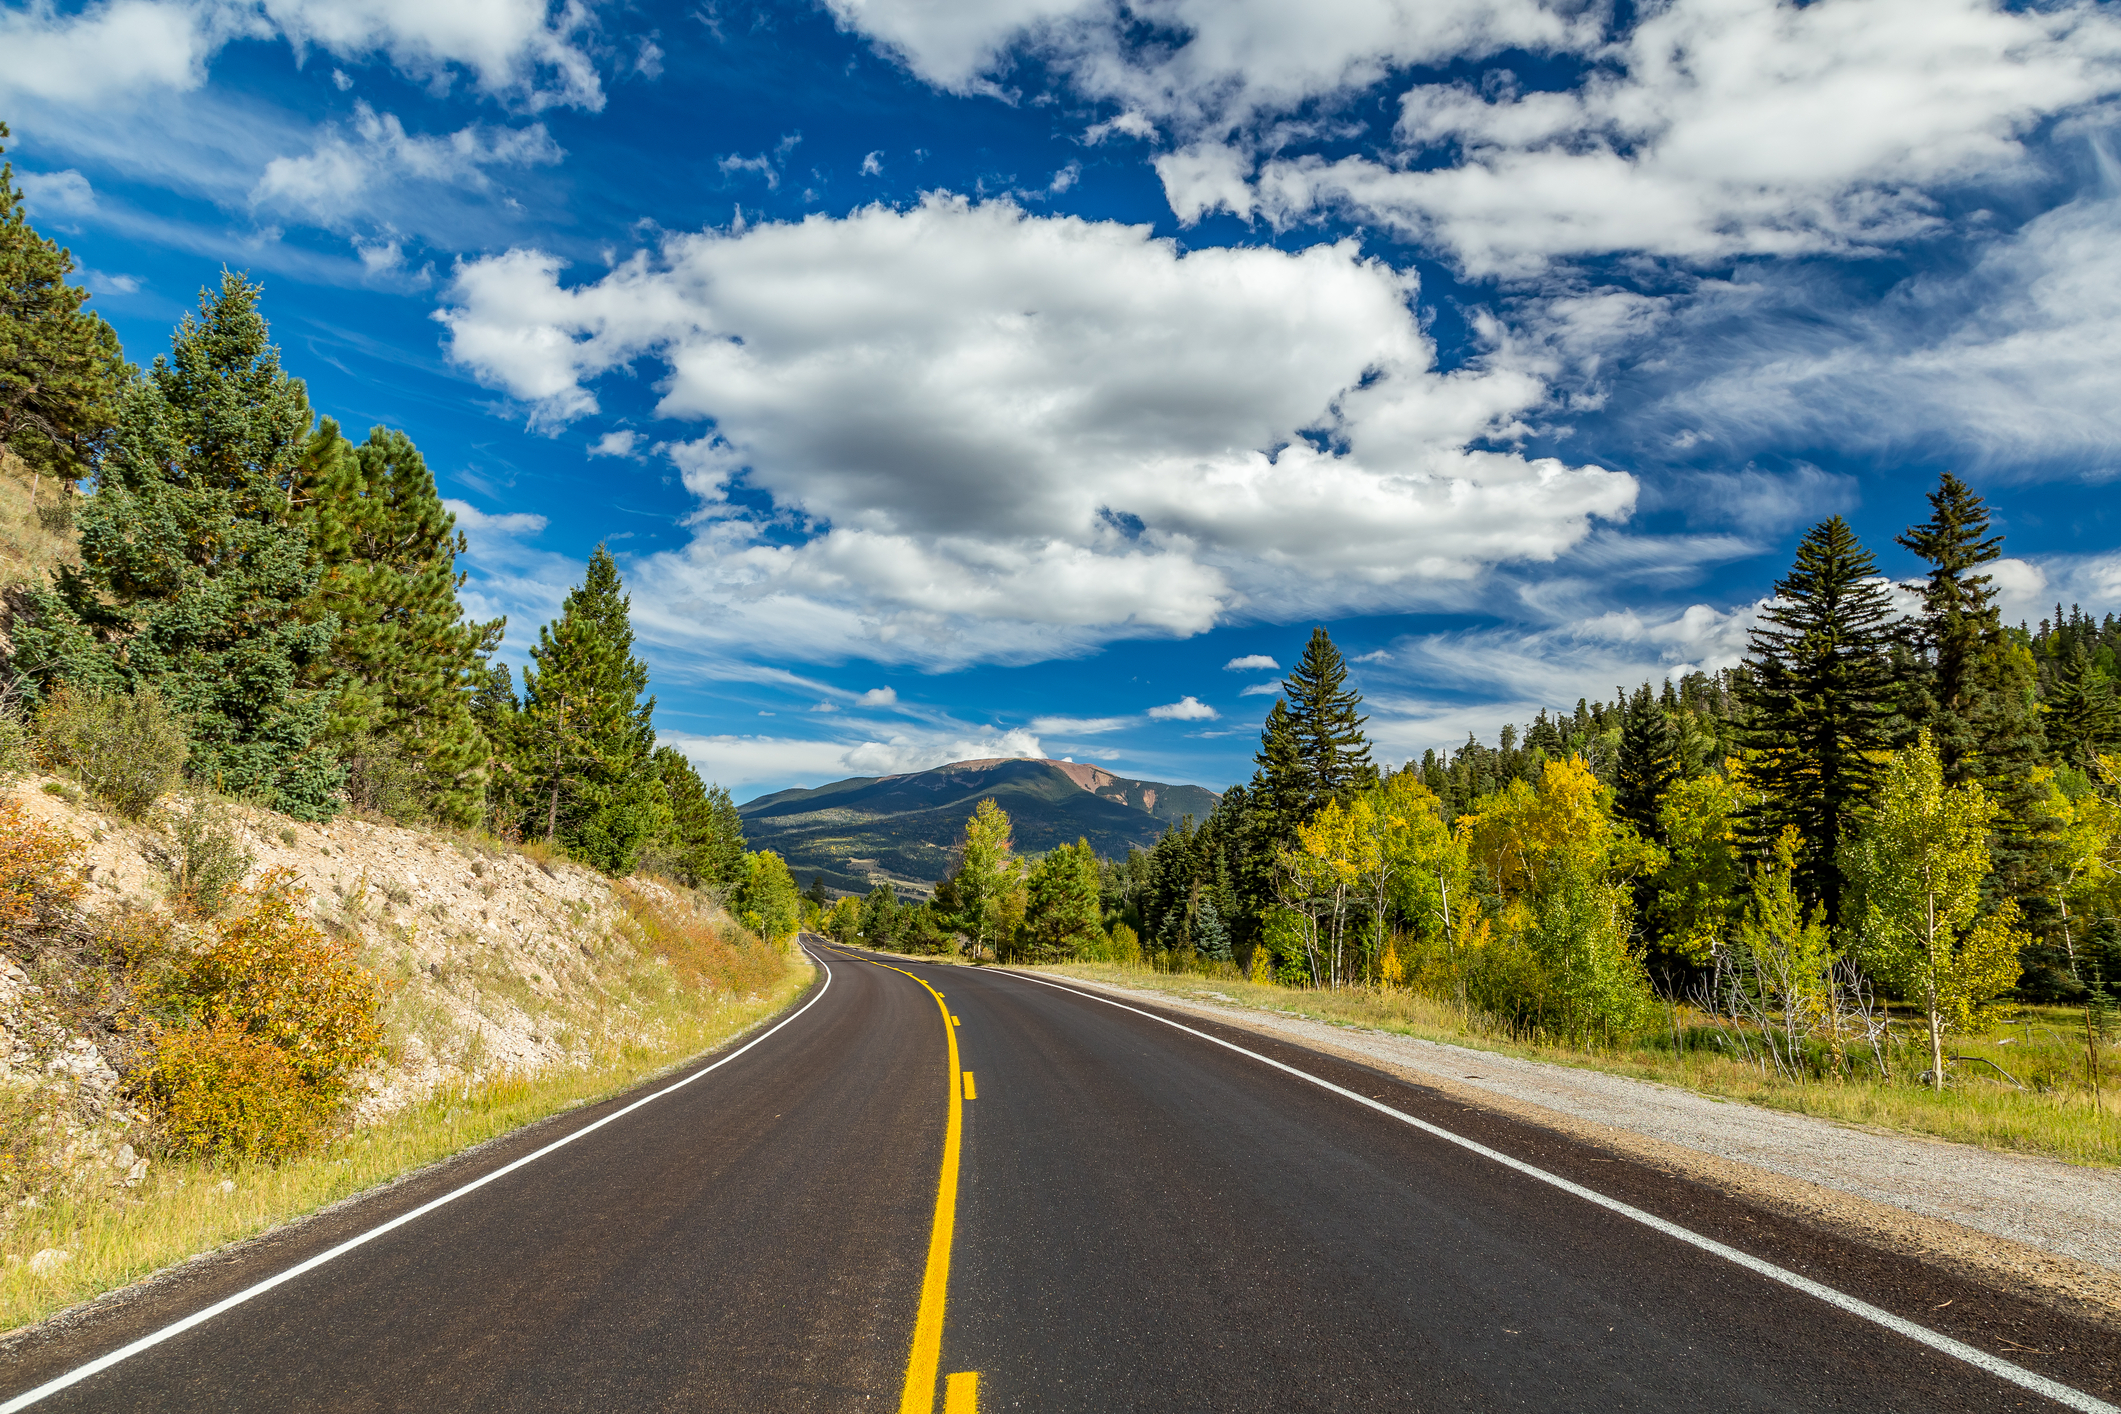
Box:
1614;682;1677;842
1896;474;2049;892
519;546;668;874
650;745;747;891
0;123;128;489
10;273;343;818
1739;516;1898;923
2048;638;2121;764
1023;838;1103;960
1896;473;2004;781
300;421;503;827
1283;626;1373;809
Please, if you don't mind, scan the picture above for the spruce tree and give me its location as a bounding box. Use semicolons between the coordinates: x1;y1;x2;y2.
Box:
519;546;668;873
1283;626;1373;808
1896;474;2049;891
0;123;128;488
1614;682;1677;841
471;661;535;838
650;745;747;891
2047;638;2121;764
11;273;343;817
1251;697;1307;837
300;421;503;827
1739;516;1898;923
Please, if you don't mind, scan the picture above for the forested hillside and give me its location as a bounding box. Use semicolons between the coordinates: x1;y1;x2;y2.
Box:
739;757;1218;895
845;494;2119;1110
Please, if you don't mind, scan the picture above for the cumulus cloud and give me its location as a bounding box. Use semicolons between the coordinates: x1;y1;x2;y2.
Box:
1247;0;2121;274
438;195;1634;665
1148;695;1218;721
824;0;1579;126
589;429;641;458
1223;653;1278;671
250;102;562;228
0;0;606;110
858;686;899;706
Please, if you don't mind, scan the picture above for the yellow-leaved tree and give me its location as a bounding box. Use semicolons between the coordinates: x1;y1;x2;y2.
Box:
1454;757;1658;1042
1842;731;2023;1091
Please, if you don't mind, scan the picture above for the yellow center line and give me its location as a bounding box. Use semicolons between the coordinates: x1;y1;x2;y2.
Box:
962;1072;976;1100
827;947;967;1414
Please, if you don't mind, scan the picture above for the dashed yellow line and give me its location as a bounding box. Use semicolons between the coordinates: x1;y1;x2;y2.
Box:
829;948;970;1414
962;1072;976;1100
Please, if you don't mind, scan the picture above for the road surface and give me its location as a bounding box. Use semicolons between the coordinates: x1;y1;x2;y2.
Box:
4;941;2115;1411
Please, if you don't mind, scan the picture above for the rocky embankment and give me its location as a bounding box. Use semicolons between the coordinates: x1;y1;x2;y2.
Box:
3;775;743;1204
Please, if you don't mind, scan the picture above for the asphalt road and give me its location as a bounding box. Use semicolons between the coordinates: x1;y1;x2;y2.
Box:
4;942;2117;1412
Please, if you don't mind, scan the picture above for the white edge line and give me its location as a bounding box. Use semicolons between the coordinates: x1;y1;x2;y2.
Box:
989;967;2116;1414
1;949;837;1413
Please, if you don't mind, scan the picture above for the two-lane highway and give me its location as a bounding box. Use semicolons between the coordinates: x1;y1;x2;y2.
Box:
4;942;2116;1411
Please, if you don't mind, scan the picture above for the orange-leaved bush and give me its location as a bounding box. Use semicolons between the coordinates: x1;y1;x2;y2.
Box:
0;797;82;938
145;870;387;1155
139;1016;332;1161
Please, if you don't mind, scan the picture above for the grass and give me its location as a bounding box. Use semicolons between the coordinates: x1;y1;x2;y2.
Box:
1029;961;2121;1168
0;944;812;1335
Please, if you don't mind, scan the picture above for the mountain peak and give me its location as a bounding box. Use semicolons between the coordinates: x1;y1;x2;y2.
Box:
738;757;1219;897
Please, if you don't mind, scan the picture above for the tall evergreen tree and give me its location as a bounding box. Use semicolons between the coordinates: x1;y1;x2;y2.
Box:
1896;474;2048;892
1614;682;1678;842
1739;516;1898;923
1283;626;1373;808
0;123;128;490
519;545;667;874
10;273;343;817
649;745;747;892
299;421;503;827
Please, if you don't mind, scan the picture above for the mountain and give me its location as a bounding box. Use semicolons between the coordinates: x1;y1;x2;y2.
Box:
738;758;1222;898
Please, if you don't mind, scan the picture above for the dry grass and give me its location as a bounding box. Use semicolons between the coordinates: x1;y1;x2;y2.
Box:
1035;961;2121;1168
0;449;79;596
0;940;810;1333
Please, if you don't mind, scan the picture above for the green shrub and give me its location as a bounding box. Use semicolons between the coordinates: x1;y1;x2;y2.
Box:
172;797;253;915
141;1017;331;1161
336;733;426;824
36;683;188;818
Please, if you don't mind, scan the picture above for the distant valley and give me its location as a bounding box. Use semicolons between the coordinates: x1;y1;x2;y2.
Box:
737;757;1221;897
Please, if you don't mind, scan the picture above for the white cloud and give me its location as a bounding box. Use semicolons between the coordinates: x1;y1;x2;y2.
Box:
0;0;231;104
250;102;562;228
1608;190;2121;471
858;686;899;706
1238;682;1281;696
1148;695;1218;721
823;0;1578;126
1222;653;1278;670
1247;0;2121;274
0;0;606;111
438;195;1635;665
1029;714;1133;735
16;168;97;216
669;724;1049;793
590;429;641;458
860;150;883;176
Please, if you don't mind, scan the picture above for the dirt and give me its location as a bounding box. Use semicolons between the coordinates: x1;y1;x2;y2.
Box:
3;774;701;1201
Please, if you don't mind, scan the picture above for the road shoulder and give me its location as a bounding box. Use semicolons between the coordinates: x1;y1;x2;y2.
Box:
1022;967;2121;1333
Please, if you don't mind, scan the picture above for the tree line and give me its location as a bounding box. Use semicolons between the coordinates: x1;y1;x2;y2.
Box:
848;488;2119;1090
0;132;804;938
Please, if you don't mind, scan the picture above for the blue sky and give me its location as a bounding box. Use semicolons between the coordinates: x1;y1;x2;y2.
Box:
6;0;2120;800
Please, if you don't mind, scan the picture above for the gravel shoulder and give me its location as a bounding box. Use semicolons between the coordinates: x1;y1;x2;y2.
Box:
1037;970;2121;1329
